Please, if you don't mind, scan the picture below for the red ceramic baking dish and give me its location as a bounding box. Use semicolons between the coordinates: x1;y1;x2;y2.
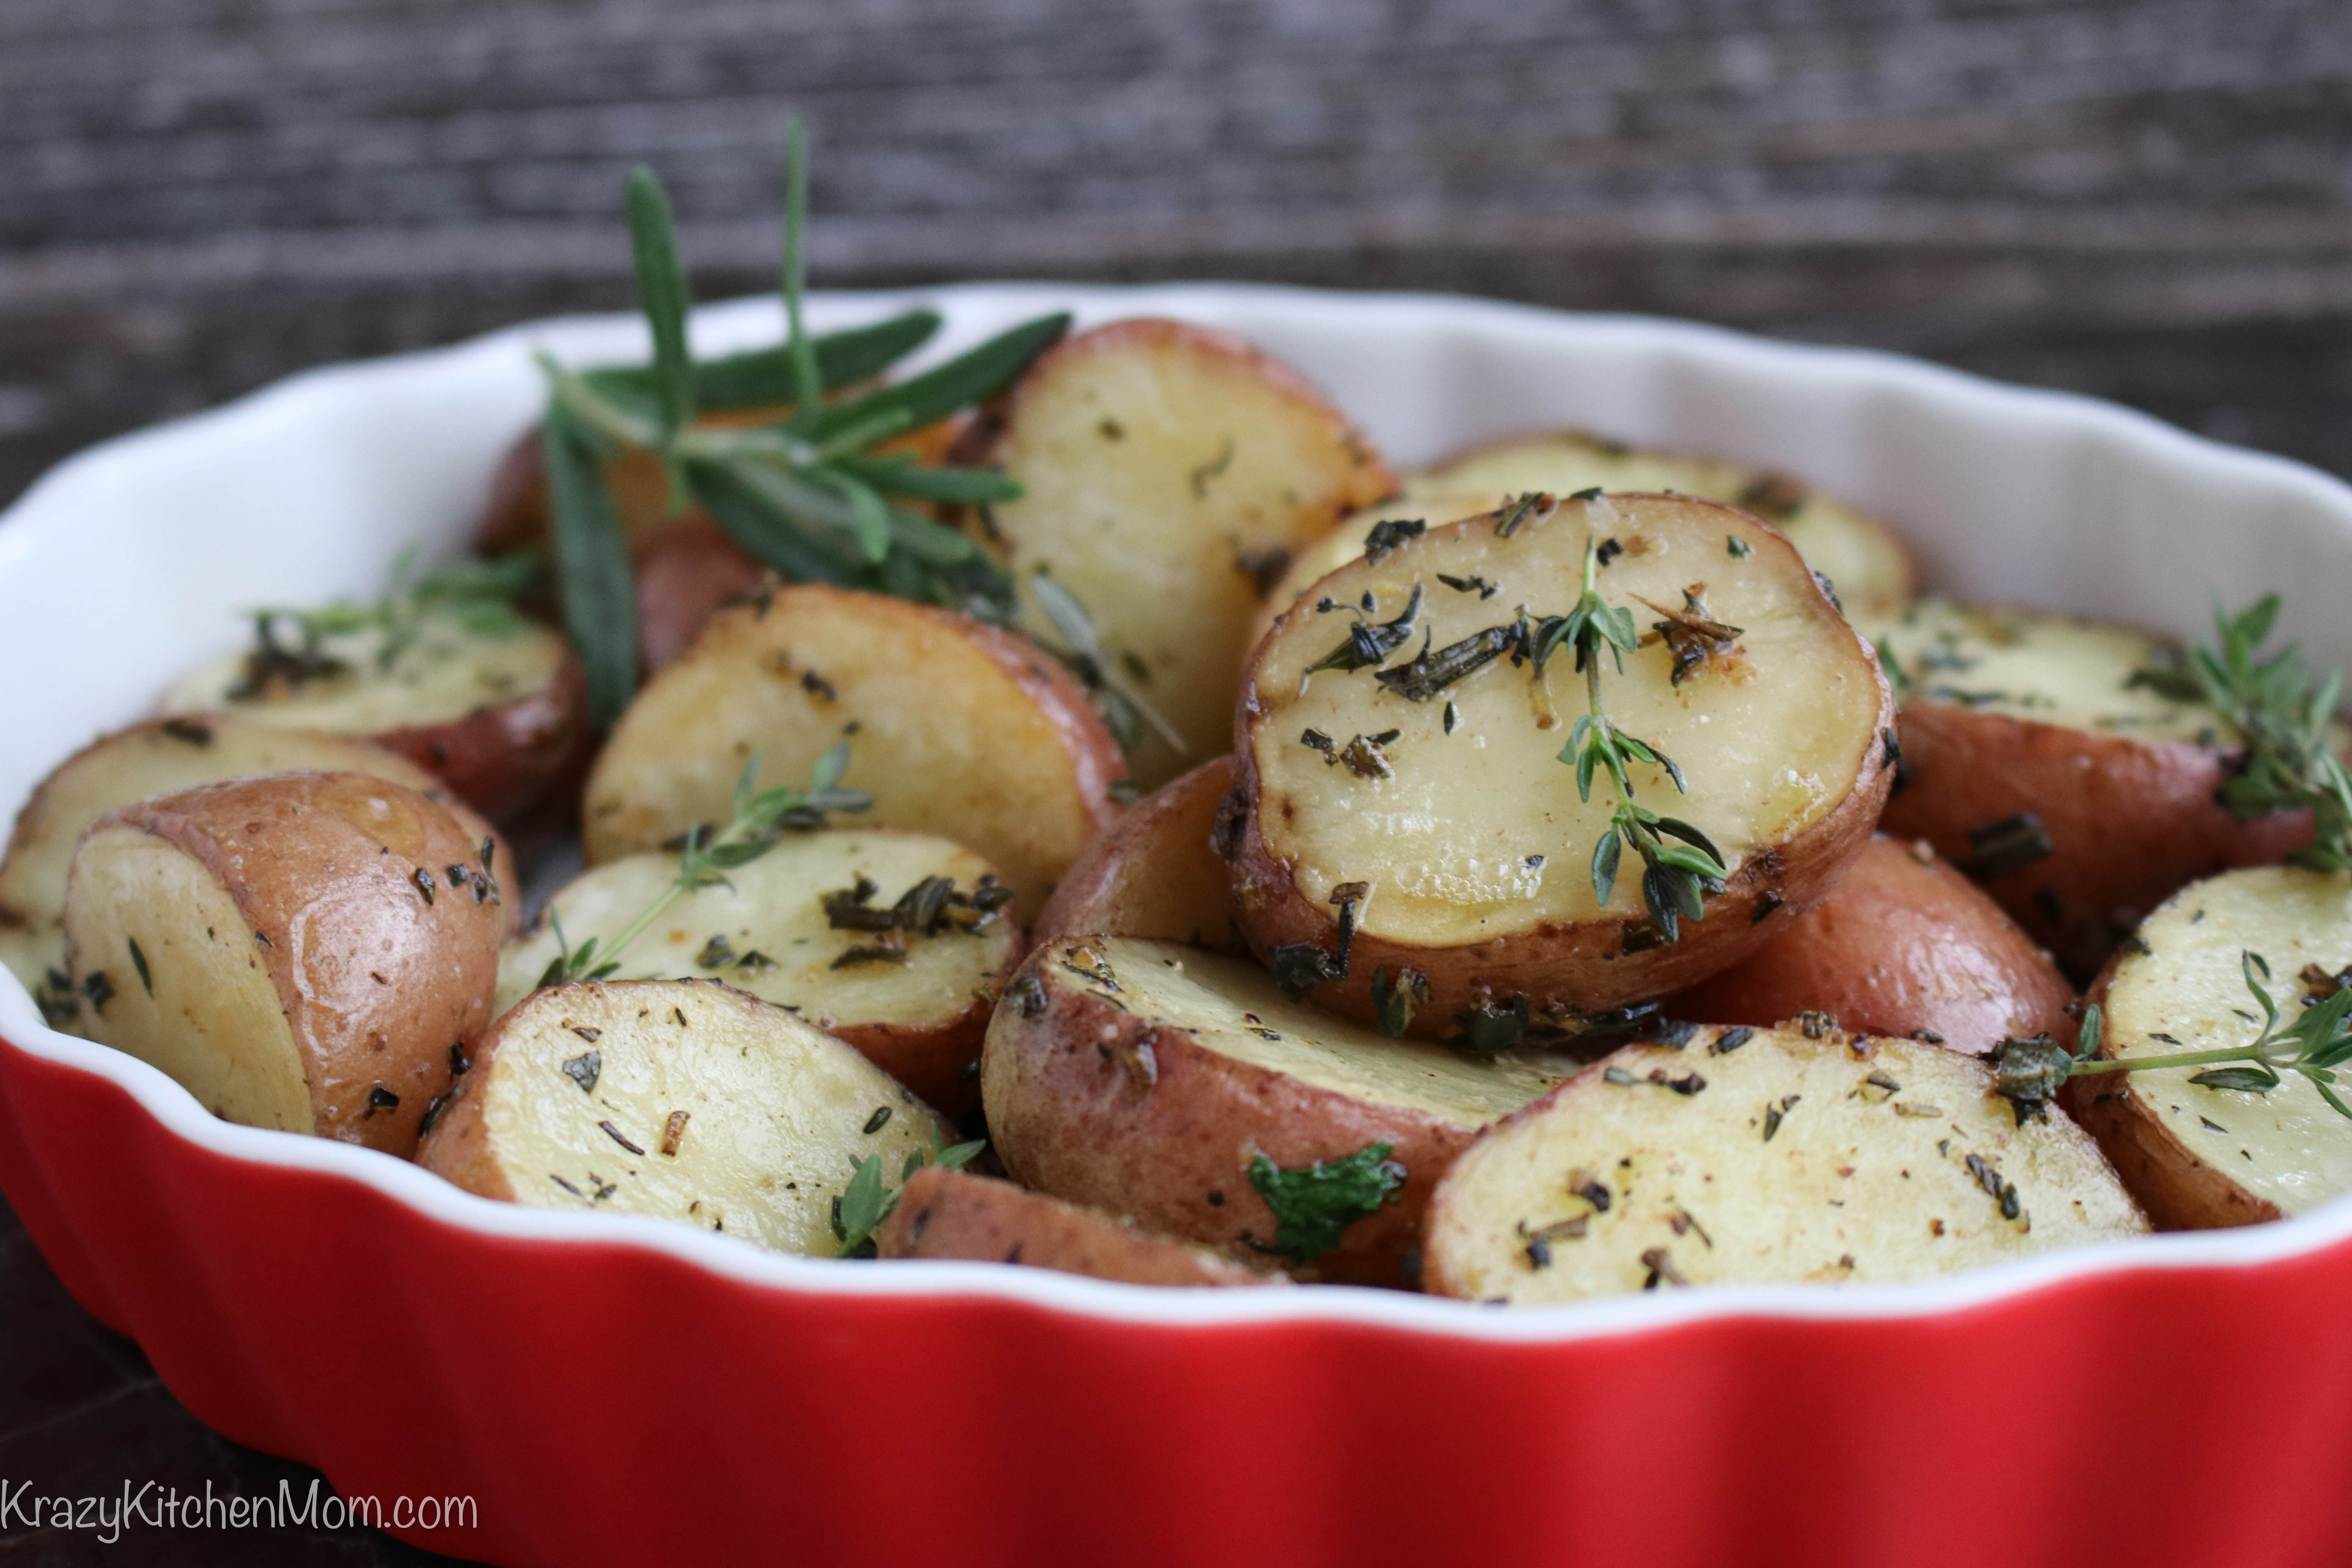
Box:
7;284;2352;1567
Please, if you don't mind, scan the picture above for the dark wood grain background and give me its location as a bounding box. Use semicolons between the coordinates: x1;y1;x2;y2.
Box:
4;0;2351;1561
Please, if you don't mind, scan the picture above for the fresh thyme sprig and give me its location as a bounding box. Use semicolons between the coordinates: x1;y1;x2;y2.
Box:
534;743;872;990
538;116;1071;730
831;1125;988;1258
1549;537;1729;941
2127;595;2352;871
1995;957;2352;1125
233;547;543;698
1027;572;1186;755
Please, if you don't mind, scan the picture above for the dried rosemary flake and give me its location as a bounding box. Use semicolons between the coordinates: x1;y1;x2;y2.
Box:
1965;813;2054;881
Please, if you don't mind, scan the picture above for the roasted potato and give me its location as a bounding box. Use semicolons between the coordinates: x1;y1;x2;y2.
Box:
583;583;1125;912
62;771;504;1156
964;319;1395;788
0;716;505;1014
1666;834;2075;1054
497;828;1021;1117
1872;597;2316;979
981;936;1581;1286
159;607;589;823
418;977;950;1253
1031;755;1247;954
632;516;769;675
1234;492;1896;1036
874;1166;1282;1287
1249;430;1917;649
2064;865;2352;1229
1424;1022;2145;1304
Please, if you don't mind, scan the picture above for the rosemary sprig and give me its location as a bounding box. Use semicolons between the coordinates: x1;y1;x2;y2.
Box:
534;744;872;990
235;547;543;697
831;1126;988;1258
1996;957;2352;1125
539;118;1070;730
2128;596;2352;870
1027;572;1186;754
1551;538;1728;940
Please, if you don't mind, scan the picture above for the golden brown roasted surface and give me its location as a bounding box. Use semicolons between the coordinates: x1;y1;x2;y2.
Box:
2065;866;2352;1229
1234;492;1895;1034
0;715;506;1003
418;977;949;1254
498;828;1021;1117
62;770;504;1156
966;318;1395;789
1870;597;2313;979
981;936;1579;1286
1031;755;1247;955
582;582;1126;912
874;1166;1282;1286
1666;834;2076;1054
1424;1023;2145;1304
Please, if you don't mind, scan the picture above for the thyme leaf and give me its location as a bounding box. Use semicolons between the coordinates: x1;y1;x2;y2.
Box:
1246;1142;1408;1263
832;1125;988;1258
534;744;873;990
1995;958;2352;1125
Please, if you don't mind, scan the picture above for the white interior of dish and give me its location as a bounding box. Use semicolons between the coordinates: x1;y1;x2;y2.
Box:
7;281;2352;1340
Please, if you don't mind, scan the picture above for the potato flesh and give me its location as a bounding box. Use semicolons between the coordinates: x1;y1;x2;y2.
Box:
1250;495;1881;945
496;832;1016;1025
990;330;1389;788
469;980;942;1253
0;718;445;994
1403;433;1914;620
162;615;567;734
583;589;1105;912
1866;596;2217;742
1428;1028;2145;1304
1071;939;1574;1124
2100;867;2352;1213
64;826;314;1132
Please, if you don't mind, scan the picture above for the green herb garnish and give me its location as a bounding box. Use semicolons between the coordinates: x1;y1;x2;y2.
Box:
1552;536;1729;941
538;118;1071;731
1995;960;2352;1126
534;743;872;989
2128;595;2352;870
232;547;543;700
1246;1141;1408;1263
831;1126;987;1258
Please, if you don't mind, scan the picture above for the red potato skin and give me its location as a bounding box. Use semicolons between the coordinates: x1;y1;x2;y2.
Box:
1031;756;1248;954
1880;701;2313;980
373;647;593;826
1228;535;1899;1035
94;771;504;1157
874;1166;1281;1286
981;944;1480;1288
2059;955;2282;1231
1665;834;2075;1053
632;517;770;675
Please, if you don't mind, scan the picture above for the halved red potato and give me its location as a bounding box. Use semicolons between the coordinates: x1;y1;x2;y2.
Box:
0;716;508;1016
1234;492;1896;1038
633;515;769;675
1424;1023;2145;1305
583;583;1126;912
981;936;1581;1287
1031;755;1247;954
497;828;1021;1117
158;608;589;822
874;1166;1284;1287
419;977;951;1253
62;771;504;1156
2064;865;2352;1229
1248;430;1917;649
962;319;1396;788
1665;834;2075;1054
1870;597;2316;979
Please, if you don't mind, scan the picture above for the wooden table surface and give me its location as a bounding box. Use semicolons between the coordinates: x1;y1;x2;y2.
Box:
3;0;2350;1560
